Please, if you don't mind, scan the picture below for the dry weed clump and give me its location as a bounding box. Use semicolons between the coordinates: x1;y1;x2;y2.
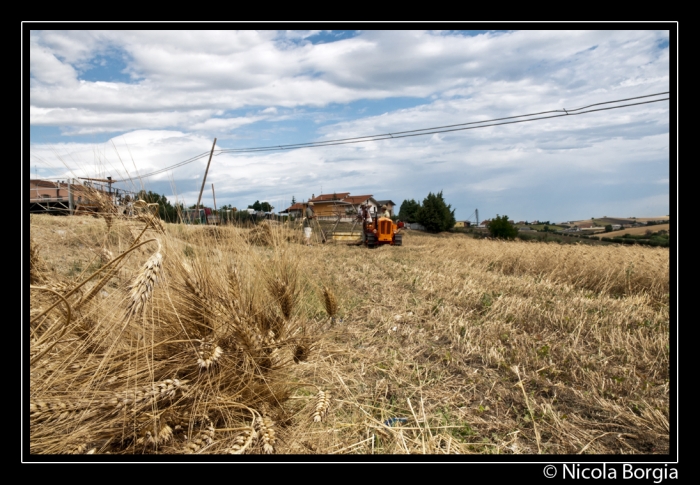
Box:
28;211;670;456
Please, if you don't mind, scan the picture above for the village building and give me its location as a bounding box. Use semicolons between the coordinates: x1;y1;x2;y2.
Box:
278;203;306;218
374;200;396;217
280;193;384;222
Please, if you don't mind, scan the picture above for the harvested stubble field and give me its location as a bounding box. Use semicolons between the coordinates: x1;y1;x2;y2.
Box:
28;211;670;455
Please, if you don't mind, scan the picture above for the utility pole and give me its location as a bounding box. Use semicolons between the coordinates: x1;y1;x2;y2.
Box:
211;183;218;225
68;178;74;215
195;138;217;223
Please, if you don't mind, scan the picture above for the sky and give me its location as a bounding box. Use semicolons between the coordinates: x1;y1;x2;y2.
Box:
26;29;672;223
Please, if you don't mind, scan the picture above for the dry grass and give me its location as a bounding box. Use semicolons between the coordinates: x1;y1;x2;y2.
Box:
28;212;670;456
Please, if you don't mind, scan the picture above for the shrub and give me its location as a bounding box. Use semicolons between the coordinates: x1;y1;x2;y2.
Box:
488;215;518;240
398;199;421;224
416;191;456;233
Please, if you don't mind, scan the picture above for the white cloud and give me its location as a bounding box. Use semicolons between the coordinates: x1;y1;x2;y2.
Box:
29;42;78;87
28;29;672;220
29;30;669;131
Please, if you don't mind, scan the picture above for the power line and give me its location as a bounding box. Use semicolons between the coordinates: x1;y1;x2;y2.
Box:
45;92;671;181
215;92;669;154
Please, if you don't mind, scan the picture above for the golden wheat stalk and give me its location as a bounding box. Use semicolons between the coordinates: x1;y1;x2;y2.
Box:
137;422;174;447
225;428;256;454
227;264;241;309
113;379;189;413
233;317;264;356
30;239;47;284
69;443;92;454
181;266;231;335
30;400;96;422
80;185;117;229
184;422;216;454
100;248;114;264
48;280;72;294
323;286;338;319
127;251;163;315
269;278;295;320
255;415;276;454
312;390;331;422
138;213;165;234
197;339;224;369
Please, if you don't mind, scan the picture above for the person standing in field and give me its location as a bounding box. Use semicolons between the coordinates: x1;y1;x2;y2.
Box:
303;202;315;246
360;204;373;244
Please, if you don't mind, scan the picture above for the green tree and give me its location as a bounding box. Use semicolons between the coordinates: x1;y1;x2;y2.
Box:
291;196;296;206
488;214;518;239
137;190;177;222
249;200;262;211
398;199;421;223
605;224;613;233
260;201;272;212
416;191;456;233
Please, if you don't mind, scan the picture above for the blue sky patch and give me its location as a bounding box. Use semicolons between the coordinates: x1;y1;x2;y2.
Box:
30;126;121;145
305;30;361;44
78;50;134;83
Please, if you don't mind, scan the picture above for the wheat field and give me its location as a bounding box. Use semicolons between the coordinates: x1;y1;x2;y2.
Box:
28;210;671;455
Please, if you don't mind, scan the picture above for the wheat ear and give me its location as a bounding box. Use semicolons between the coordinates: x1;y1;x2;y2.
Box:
227;264;241;310
323;286;338;319
127;251;163;315
137;421;174;447
113;378;189;413
30;239;47;284
269;278;295;320
197;338;224;369
184;419;215;454
312;390;331;422
225;428;256;454
255;415;276;454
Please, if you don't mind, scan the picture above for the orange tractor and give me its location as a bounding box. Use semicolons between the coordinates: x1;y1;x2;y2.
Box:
360;206;403;248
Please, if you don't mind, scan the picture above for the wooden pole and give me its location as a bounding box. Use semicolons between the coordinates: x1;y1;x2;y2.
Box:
68;179;74;215
211;183;218;224
195;137;217;222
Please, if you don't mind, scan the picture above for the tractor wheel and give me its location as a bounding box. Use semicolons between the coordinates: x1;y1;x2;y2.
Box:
366;235;377;248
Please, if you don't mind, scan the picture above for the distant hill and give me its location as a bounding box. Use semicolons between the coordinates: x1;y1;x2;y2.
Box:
605;224;670;238
567;216;669;226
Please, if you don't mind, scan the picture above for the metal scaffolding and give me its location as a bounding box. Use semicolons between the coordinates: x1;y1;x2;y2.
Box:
29;178;140;215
